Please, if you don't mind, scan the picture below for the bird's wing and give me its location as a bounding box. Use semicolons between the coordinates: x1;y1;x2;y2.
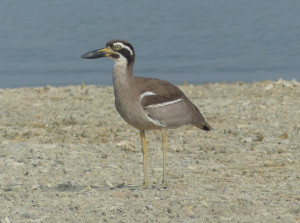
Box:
136;77;195;128
135;77;212;130
136;77;186;108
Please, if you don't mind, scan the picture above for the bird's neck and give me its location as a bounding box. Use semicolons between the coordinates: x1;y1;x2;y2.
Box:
113;59;134;83
112;60;135;102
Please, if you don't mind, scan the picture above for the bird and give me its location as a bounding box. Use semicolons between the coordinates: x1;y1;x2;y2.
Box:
81;39;212;188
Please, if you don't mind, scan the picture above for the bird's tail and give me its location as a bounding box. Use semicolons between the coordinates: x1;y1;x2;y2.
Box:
192;121;213;131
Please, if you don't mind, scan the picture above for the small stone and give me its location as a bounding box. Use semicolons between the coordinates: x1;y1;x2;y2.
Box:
183;206;195;216
277;78;293;87
105;180;114;189
250;146;257;151
220;216;234;221
187;166;198;170
57;181;78;191
255;133;264;142
116;182;125;188
240;137;252;143
116;141;136;152
279;153;293;157
146;204;153;211
21;212;38;220
236;124;248;129
31;184;40;190
264;160;275;167
174;146;183;152
157;217;169;223
43;85;51;91
265;83;274;90
225;128;242;135
1;217;10;223
101;154;108;159
3;187;12;192
279;133;288;139
279;213;296;222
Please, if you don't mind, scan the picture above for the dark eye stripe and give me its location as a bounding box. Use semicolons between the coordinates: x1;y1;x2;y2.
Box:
113;42;134;56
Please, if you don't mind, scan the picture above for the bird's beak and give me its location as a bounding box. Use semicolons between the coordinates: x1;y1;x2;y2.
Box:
81;47;115;59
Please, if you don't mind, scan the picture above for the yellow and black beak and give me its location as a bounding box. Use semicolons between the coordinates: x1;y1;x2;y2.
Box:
81;47;115;59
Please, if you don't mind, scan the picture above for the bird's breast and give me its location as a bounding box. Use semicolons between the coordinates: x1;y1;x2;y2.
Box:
113;83;148;128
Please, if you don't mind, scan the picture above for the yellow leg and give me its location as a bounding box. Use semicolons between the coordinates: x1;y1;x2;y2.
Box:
161;129;168;188
140;130;149;188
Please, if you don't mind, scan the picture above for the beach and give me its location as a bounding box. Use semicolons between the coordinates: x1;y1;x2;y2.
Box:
1;79;300;222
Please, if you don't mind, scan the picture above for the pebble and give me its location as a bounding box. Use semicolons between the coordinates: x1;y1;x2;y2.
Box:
56;181;79;191
264;160;276;167
279;133;288;139
240;137;253;143
146;204;153;211
278;213;296;222
105;180;114;189
101;154;108;159
116;141;137;152
255;133;264;142
116;182;125;188
183;206;195;216
21;212;38;220
265;83;274;90
157;217;169;223
1;217;10;223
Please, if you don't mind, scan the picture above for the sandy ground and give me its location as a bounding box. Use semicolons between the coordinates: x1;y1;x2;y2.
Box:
0;79;300;223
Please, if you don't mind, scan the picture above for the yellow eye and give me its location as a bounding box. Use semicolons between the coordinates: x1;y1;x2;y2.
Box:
114;44;122;50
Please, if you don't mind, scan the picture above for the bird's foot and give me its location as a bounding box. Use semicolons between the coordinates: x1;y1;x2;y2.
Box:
142;182;149;189
128;182;149;190
161;181;168;189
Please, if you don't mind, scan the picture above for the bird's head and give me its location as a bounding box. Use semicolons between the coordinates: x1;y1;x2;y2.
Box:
81;40;135;67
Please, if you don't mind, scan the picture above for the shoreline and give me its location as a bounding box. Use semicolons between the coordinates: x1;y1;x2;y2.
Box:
1;79;300;222
1;77;299;90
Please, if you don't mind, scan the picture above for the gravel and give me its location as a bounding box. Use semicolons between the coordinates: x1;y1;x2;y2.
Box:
1;79;300;222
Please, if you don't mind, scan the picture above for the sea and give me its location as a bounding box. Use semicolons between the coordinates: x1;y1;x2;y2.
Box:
1;0;300;88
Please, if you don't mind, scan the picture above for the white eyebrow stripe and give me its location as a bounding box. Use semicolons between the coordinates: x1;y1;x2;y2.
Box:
140;91;156;102
146;98;183;108
113;42;134;56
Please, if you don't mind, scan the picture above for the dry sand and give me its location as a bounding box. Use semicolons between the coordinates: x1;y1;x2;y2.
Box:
0;79;300;222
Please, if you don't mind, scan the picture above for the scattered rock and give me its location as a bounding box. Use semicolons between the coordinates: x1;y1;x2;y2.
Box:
1;217;11;223
101;154;108;159
21;212;38;220
240;137;253;143
56;181;80;191
265;83;274;90
116;182;125;188
105;180;114;189
264;160;276;167
255;133;264;142
146;204;153;211
116;141;137;152
279;133;288;139
183;206;195;216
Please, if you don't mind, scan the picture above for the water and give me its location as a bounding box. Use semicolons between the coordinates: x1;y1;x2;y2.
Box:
1;0;300;88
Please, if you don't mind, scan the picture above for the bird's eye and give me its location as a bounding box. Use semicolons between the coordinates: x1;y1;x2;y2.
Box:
114;45;122;50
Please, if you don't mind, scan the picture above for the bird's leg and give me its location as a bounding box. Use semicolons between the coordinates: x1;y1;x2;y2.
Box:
140;130;149;188
161;129;168;188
